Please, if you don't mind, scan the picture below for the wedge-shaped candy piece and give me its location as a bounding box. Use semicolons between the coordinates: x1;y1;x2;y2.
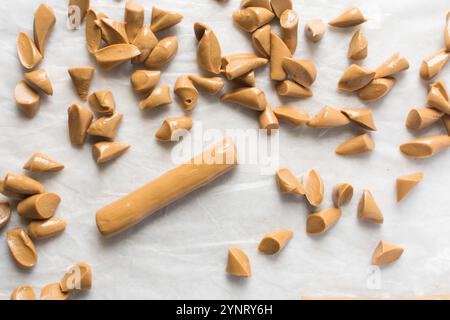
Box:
60;262;92;292
348;29;367;60
426;86;450;114
275;168;305;195
396;172;424;202
86;9;103;54
307;208;341;235
259;106;279;134
430;80;449;100
150;7;183;33
336;134;375;155
140;85;172;110
15;81;40;118
446;12;450;51
28;217;66;240
273;106;309;127
25;69;53;96
68;67;95;101
0;201;11;229
0;180;25;200
400;135;450;158
357;77;396;102
17;192;60;220
222;54;268;80
406;108;443;130
252;25;271;58
69;0;90;22
329;6;367;28
88;90;115;115
341;108;377;131
221;87;267;111
23;152;64;173
145;36;178;68
40;283;69;301
372;241;404;266
87;113;123;139
280;9;298;54
97;18;128;45
271;0;292;18
93;142;131;164
241;0;273;11
34;4;56;56
333;183;354;207
307;106;350;128
131;25;158;64
443;115;450;135
374;52;409;79
188;75;224;95
17;32;42;69
156;116;193;141
277;80;313;98
3;173;44;196
131;70;161;95
195;22;222;74
305;19;325;43
270;32;292;80
420;50;449;81
233;7;274;33
259;229;293;255
282;58;317;87
338;64;375;92
303;169;324;207
68;103;93;145
11;286;36;300
226;247;251;277
358;189;383;223
125;0;144;43
234;71;256;87
95;44;140;70
7;228;37;268
174;76;199;111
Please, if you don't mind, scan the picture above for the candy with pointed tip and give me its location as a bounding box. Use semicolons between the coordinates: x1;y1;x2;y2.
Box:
131;25;158;64
17;192;61;220
374;52;409;79
338;64;375;92
97;18;129;45
329;6;367;28
341;108;377;131
88;90;115;115
40;283;69;300
17;32;42;69
3;173;44;196
259;106;279;134
226;247;251;277
332;183;354;207
221;87;268;111
446;12;450;51
34;4;56;56
276;80;313;98
125;0;144;43
336;134;375;155
0;180;26;200
87;113;123;139
396;172;424;202
155;116;193;141
276;168;305;195
270;32;292;80
27;217;66;240
282;58;317;87
7;228;38;268
131;70;161;94
252;25;271;58
233;7;275;33
95;44;141;70
400;135;450;158
303;169;324;207
406;108;443;130
222;55;267;80
24;69;53;96
188;75;224;95
307;106;350;128
15;81;40;118
427;86;450;114
67;103;93;145
307;208;341;235
348;29;367;60
271;0;292;18
0;201;11;229
305;19;325;43
273;106;309;127
430;80;449;100
420;50;449;80
11;286;36;300
23;152;64;173
174;76;199;111
280;9;299;54
139;85;172;110
150;7;183;33
241;0;273;11
372;241;404;266
69;0;89;22
68;67;95;101
93;142;131;164
358;189;383;223
195;22;222;74
357;77;396;102
60;262;92;292
86;9;103;54
145;36;178;68
259;229;293;255
234;71;256;87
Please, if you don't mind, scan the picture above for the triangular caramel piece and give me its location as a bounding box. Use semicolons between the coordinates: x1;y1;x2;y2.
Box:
226;247;251;277
358;189;383;223
372;240;404;266
23;152;64;172
396;172;424;202
68;67;95;101
24;69;53;96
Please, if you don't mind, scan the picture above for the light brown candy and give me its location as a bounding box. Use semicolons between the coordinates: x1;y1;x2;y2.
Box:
93;142;131;164
97;18;128;45
446;12;450;51
17;32;42;69
341;108;377;131
67;103;94;145
273;106;309;127
406;108;443;130
15;81;40;118
443;115;450;135
420;50;449;81
396;172;424;202
86;9;104;54
282;58;317;87
221;87;268;111
88;90;115;115
60;262;92;292
259;106;279;134
335;134;375;155
270;32;292;80
332;183;354;207
27;217;66;240
125;0;144;43
338;64;375;92
430;80;449;100
241;0;273;11
222;55;267;80
11;286;36;300
23;152;64;173
34;4;56;56
307;106;350;128
276;168;305;195
188;75;224;95
0;180;25;200
174;76;199;111
68;67;95;101
131;70;161;95
374;52;409;79
145;36;178;68
305;19;325;43
7;228;38;268
156;116;193;141
95;44;141;70
69;0;89;22
131;25;158;64
258;229;293;255
280;9;298;54
357;77;396;102
40;283;69;300
307;208;342;235
276;80;313;98
3;173;44;196
0;201;11;229
271;0;292;18
87;113;123;139
139;85;172;110
427;86;450;114
150;7;183;33
233;7;274;33
358;189;383;224
234;71;256;87
17;192;61;220
348;29;367;60
400;135;450;158
252;25;271;58
372;241;404;266
329;6;367;28
195;22;222;74
303;169;324;207
24;69;53;96
226;247;251;277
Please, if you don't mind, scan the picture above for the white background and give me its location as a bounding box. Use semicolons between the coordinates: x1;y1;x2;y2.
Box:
0;0;449;300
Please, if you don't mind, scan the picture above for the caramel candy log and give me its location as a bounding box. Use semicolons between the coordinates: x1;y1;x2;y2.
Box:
259;106;279;134
305;19;325;43
17;192;61;220
280;10;298;54
139;85;172;110
348;29;367;60
88;90;115;115
307;208;341;235
226;247;251;277
270;32;292;80
95;44;141;70
282;58;317;88
374;52;409;79
23;152;64;173
276;80;313;98
60;262;92;292
341;108;377;131
93;142;131;164
307;106;350;128
188;75;224;95
3;173;44;196
40;283;69;300
11;286;36;300
68;103;94;145
87;112;123;139
145;36;178;68
17;32;42;69
27;217;66;240
86;9;103;54
241;0;273;12
427;86;450;114
276;168;305;195
0;201;11;229
174;76;199;111
222;55;268;80
258;229;293;255
303;169;324;207
69;67;95;101
336;134;375;155
155;116;193;141
400;135;450;158
7;228;38;268
150;7;183;33
357;77;395;102
15;81;40;118
358;189;383;223
221;87;268;111
252;25;271;58
195;22;222;74
131;25;158;64
273;106;309;127
97;18;129;45
24;69;53;96
396;172;424;202
338;64;375;92
420;50;449;80
372;240;404;266
406;108;443;130
233;7;274;33
34;4;56;56
332;183;354;207
329;6;367;28
270;0;292;18
131;70;161;95
96;138;238;236
125;0;144;43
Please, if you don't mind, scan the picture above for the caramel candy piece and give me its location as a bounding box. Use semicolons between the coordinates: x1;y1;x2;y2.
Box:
336;134;375;155
226;247;251;277
88;90;115;115
276;80;313;98
443;115;450;135
0;201;11;229
0;180;25;200
252;25;271;58
374;52;409;79
156;116;193;141
139;85;172;110
96;139;237;236
221;87;268;111
372;241;404;266
40;283;69;300
131;25;158;64
357;77;396;102
271;0;292;18
23;152;64;173
24;69;53;96
17;192;61;220
307;106;350;128
446;12;450;51
430;80;449;100
17;32;42;69
303;169;324;207
69;0;89;22
150;7;183;33
11;286;36;300
400;135;450;158
406;108;443;130
131;70;161;95
273;106;309;127
233;7;275;33
259;229;293;255
34;4;56;56
27;217;66;240
341;108;377;131
329;6;367;28
348;29;367;60
68;67;95;101
307;208;341;235
3;173;44;196
270;32;292;80
93;142;131;164
305;19;325;43
174;76;199;111
396;172;424;202
125;0;144;43
7;228;38;268
332;183;354;207
280;10;298;53
282;58;317;87
188;75;224;95
60;262;92;292
97;18;129;45
241;0;273;11
195;22;222;74
145;36;178;68
234;71;256;87
67;103;94;145
338;64;375;92
259;106;279;134
427;86;450;114
15;81;40;118
358;189;383;224
276;168;305;195
86;9;103;54
95;44;141;70
420;50;449;80
222;54;268;80
87;113;123;139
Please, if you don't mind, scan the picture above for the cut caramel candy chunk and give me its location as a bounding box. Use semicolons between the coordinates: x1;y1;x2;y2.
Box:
40;283;69;300
24;69;53;96
131;25;158;64
67;103;94;145
280;10;298;54
221;87;268;111
258;229;293;255
87;112;123;139
156;116;193;141
69;0;89;22
11;286;36;300
23;152;64;173
336;134;375;155
34;4;56;56
3;172;44;196
273;106;309;127
396;172;424;202
443;115;450;135
259;106;279;134
139;85;172;110
234;71;256;87
226;247;251;277
305;19;325;43
271;0;292;18
332;183;354;207
348;29;367;60
27;217;66;240
341;108;377;131
282;58;317;88
88;90;115;115
0;180;25;200
17;192;61;220
15;81;40;118
275;168;305;195
338;64;375;92
276;80;313;98
150;7;183;33
430;80;449;100
400;135;450;158
329;6;367;28
68;67;95;101
188;75;224;95
303;169;324;207
7;228;37;268
93;142;131;164
307;208;341;235
195;22;222;74
125;0;144;43
252;25;271;58
222;55;268;80
131;70;161;95
358;189;383;224
60;262;92;292
0;201;11;229
307;106;350;128
145;36;178;68
406;108;443;130
233;7;274;33
97;18;129;45
17;32;42;69
270;32;292;80
420;50;449;81
427;86;450;114
95;44;141;70
372;241;404;266
374;52;409;79
357;77;396;102
86;9;103;54
241;0;273;11
174;76;199;111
